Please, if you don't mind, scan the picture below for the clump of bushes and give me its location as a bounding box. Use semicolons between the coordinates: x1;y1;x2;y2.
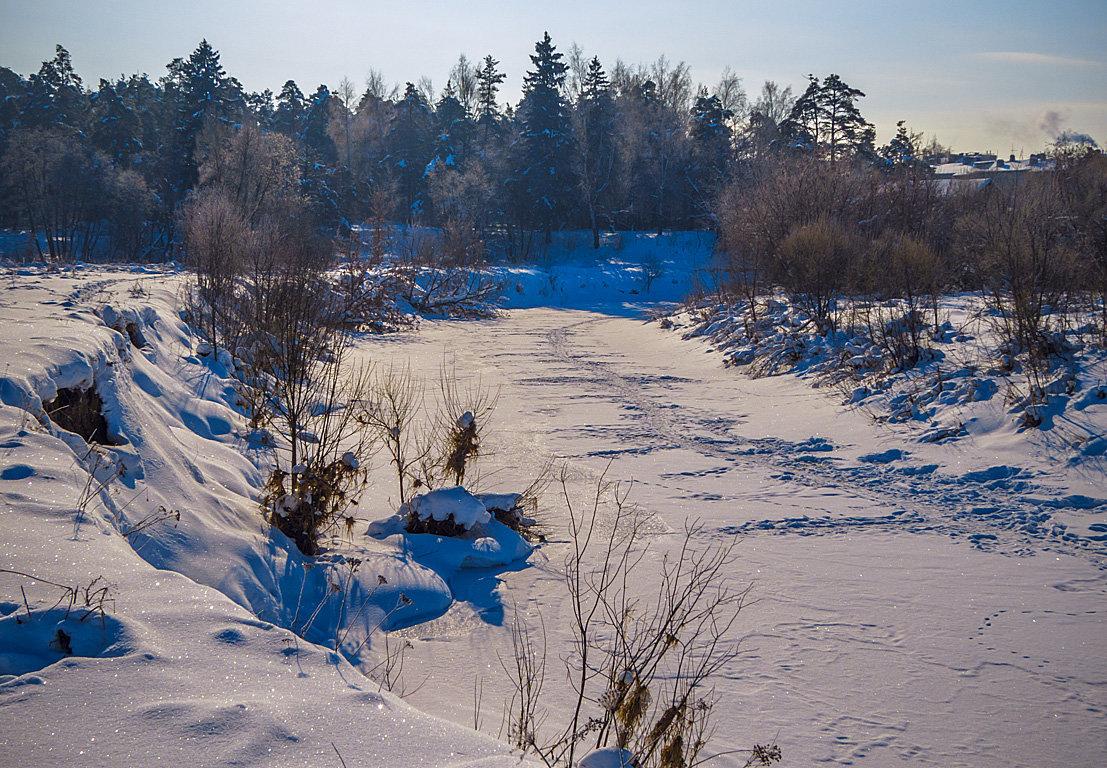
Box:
263;452;366;556
711;145;1107;427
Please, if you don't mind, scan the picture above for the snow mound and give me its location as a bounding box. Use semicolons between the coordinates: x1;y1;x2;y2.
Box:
406;485;491;529
0;606;130;679
369;487;534;572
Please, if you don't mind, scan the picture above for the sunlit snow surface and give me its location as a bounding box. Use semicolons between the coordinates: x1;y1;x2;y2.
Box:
1;235;1105;768
0;265;538;767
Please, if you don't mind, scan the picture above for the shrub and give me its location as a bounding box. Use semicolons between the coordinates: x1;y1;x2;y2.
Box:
777;217;859;333
505;473;776;768
956;176;1082;378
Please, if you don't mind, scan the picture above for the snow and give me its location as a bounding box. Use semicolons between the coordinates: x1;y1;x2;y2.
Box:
577;748;637;768
340;246;1105;767
1;240;1105;767
0;264;539;768
405;486;491;529
368;487;533;571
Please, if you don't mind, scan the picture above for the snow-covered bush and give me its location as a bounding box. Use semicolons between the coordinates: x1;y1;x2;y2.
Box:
477;492;537;535
367;486;534;571
402;485;490;536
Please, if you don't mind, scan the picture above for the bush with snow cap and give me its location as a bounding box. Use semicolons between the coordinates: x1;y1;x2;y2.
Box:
403;486;490;536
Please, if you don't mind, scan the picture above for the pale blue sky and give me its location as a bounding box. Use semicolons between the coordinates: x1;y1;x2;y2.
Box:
2;0;1104;152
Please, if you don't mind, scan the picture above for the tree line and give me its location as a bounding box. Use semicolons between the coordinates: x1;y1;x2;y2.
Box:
2;34;1103;373
0;35;913;260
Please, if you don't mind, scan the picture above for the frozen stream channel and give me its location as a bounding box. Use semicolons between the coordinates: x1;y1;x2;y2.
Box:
355;305;1106;768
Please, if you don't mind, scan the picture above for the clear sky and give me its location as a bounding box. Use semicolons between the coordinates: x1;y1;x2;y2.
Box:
2;0;1104;153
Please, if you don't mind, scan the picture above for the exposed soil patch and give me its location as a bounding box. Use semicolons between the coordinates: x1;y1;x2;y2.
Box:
45;387;119;445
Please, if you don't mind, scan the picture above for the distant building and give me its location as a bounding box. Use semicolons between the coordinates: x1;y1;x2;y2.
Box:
930;151;1051;193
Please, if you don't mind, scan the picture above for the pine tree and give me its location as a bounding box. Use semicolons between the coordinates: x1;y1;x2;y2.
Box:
516;32;574;242
618;76;692;233
780;75;821;152
819;74;875;162
24;45;87;131
781;74;874;162
300;84;336;162
273;80;305;137
248;88;275;129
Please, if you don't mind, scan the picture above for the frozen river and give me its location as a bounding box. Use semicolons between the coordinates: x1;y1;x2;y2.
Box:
357;305;1107;768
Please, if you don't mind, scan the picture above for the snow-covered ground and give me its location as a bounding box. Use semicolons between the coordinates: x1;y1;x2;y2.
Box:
0;265;540;767
1;234;1105;767
355;304;1106;768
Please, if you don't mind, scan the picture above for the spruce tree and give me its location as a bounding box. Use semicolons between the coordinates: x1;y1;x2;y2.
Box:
516;32;574;242
388;82;433;218
690;87;733;188
880;120;922;169
575;56;616;248
170;40;241;198
433;86;473;170
475;55;505;130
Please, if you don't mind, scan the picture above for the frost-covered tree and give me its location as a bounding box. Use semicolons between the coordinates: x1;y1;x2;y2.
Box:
448;54;478;116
